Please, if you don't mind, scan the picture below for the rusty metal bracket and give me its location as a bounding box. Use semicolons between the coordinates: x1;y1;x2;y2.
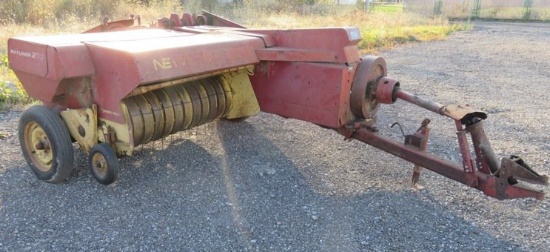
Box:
466;120;499;174
83;17;135;33
499;156;549;186
396;90;487;125
455;120;479;187
481;176;545;200
200;11;246;28
60;104;98;152
409;119;431;186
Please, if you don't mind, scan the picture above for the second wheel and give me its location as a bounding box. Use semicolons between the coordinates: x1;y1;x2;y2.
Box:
89;143;119;185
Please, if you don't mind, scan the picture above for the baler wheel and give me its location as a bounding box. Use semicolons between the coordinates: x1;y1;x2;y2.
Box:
19;105;74;183
89;143;119;185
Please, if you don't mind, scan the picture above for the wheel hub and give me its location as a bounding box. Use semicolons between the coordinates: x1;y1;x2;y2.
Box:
92;153;108;177
25;122;53;172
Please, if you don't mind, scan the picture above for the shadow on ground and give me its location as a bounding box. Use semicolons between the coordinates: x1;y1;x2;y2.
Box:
0;116;523;251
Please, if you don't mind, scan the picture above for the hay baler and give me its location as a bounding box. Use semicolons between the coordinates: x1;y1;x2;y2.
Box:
8;12;547;199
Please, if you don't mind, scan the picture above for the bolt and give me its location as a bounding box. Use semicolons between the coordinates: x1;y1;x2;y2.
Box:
78;126;86;137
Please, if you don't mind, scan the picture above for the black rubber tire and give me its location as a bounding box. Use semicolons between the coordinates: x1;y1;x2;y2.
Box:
89;143;119;185
18;105;74;183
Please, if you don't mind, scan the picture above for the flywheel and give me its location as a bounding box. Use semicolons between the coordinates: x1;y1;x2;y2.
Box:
350;56;388;120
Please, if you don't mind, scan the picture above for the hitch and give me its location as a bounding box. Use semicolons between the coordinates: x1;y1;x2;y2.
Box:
499;156;548;186
338;77;547;200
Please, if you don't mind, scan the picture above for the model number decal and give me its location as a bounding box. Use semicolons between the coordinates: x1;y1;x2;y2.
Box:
9;49;45;60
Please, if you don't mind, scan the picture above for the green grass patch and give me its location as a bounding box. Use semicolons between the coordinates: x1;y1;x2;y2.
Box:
530;8;550;21
0;80;28;109
371;4;404;13
480;7;527;19
476;6;550;20
0;53;28;108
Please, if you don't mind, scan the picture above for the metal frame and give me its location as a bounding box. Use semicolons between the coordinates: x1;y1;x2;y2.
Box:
8;11;549;195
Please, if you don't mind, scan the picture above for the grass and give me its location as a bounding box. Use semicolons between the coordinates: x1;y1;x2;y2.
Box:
0;52;27;109
476;7;550;20
0;0;468;108
531;8;550;21
234;8;468;53
480;7;528;19
371;4;404;13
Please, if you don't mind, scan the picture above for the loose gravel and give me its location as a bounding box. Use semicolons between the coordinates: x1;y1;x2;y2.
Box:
0;21;549;251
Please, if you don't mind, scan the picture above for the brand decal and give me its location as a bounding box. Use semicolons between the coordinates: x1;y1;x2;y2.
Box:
100;108;120;117
153;57;175;71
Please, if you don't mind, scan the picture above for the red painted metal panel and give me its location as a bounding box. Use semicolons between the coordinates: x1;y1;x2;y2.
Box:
11;29;185;46
85;47;141;123
250;61;354;128
10;72;59;107
54;45;95;78
7;39;48;77
8;38;94;106
246;28;362;64
174;27;277;48
256;47;341;63
85;32;264;84
248;28;363;127
8;29;194;98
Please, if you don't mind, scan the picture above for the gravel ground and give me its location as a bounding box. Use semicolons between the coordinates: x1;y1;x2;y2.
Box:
1;21;549;251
